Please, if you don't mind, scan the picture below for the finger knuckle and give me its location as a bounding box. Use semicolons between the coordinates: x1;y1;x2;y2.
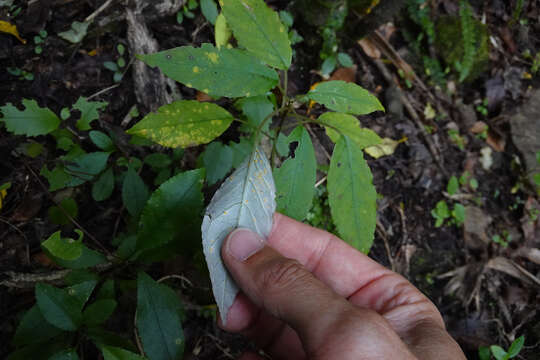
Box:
258;258;310;294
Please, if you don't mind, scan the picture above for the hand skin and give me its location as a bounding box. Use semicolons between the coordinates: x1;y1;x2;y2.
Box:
218;213;466;360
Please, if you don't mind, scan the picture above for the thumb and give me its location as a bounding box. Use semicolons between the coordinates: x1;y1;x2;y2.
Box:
221;228;355;346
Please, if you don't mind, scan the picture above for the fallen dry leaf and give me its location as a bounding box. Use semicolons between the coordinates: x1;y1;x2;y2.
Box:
329;65;357;83
464;206;492;249
0;20;26;44
486;129;506;152
358;38;381;59
470;121;488;134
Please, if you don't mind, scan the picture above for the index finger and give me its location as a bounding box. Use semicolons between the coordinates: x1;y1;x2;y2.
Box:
268;213;421;310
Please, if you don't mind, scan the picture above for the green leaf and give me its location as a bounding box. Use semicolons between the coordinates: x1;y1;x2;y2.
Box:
490;345;508;360
201;0;219;24
73;97;108;131
137;43;278;98
432;200;450;228
89;131;114;151
478;346;491;360
328;136;376;253
58;21;90;43
240;95;274;132
65;152;110;182
447;176;459;195
274;127;316;221
122;167;149;217
83;299;117;326
35;283;83;331
307;81;384;115
127;100;234;148
100;345;146;360
318;112;382;149
64;270;99;286
48;246;106;269
321;56;337;77
13;305;63;347
229;138;253;168
215;13;232;48
40;164;72;191
508;336;525;358
0;99;60;136
221;0;292;69
42;231;83;261
279;10;294;28
136;272;184;360
533;173;540;187
144;153;172;168
203;142;234;185
48;197;79;225
452;203;466;226
92;167;115;202
338;52;354;67
136;169;204;254
66;280;98;310
42;231;107;269
49;349;79;360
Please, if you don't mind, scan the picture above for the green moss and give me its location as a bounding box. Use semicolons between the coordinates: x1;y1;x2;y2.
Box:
435;15;489;82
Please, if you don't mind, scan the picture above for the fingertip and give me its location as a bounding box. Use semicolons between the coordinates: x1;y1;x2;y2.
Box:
217;293;260;333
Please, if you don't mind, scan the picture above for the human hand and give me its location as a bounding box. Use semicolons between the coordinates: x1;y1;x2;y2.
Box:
218;213;466;360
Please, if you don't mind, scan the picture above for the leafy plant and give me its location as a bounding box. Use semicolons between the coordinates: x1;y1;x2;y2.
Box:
478;336;525;360
103;44;127;83
2;0;386;357
33;29;47;54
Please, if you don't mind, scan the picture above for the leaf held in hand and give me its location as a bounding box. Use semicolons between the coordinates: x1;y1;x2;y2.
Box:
137;43;278;98
221;0;292;69
202;146;276;324
127;100;234;148
307;81;384;115
328;136;377;253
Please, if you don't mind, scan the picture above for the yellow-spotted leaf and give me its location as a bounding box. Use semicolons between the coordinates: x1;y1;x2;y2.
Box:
308;80;384;115
137;43;278;98
0;20;26;44
318;112;382;149
127;100;234;148
221;0;292;69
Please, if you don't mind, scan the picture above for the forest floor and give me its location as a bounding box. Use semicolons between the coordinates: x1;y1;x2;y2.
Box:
1;0;540;359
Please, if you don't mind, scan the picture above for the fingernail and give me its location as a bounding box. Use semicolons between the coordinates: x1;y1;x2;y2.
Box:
227;229;264;261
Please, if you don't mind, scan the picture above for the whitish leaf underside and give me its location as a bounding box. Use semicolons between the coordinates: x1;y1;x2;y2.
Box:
202;147;276;323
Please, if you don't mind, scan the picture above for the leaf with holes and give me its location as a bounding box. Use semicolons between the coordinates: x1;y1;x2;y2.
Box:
318;112;382;149
127;100;234;148
202;146;276;324
73;97;108;131
136;272;184;360
221;0;292;69
274;127;316;221
137;43;278;98
308;81;384;115
328;136;377;253
0;99;60;136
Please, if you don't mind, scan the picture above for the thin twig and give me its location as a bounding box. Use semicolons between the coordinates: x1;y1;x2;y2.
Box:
87;84;120;100
376;220;395;272
85;0;115;23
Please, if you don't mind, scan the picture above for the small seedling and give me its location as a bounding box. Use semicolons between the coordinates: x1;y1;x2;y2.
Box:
103;43;126;83
448;129;466;150
478;335;525;360
476;98;489;117
6;67;34;81
33;29;47;54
